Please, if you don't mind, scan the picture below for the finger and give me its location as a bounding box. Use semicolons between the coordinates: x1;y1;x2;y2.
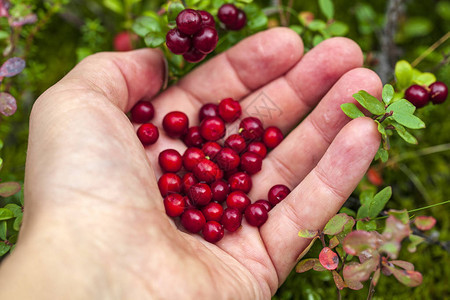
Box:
260;117;380;282
249;68;382;200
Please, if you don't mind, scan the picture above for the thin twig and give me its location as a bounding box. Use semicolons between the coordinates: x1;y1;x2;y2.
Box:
398;164;432;204
411;31;450;68
366;278;375;300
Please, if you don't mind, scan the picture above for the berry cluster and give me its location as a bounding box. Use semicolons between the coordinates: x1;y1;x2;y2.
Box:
166;9;218;63
130;97;289;243
404;81;448;108
217;4;247;31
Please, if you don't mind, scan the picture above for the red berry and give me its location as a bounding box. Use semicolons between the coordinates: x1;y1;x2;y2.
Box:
228;172;252;193
247;141;267;158
268;184;291;206
263;126;283;149
181;208;206;233
193;26;218;54
183;126;205;148
198;10;215;27
244;203;268;227
218;4;238;26
216;148;240;171
210;180;230;203
223;168;239;181
164;193;186;217
240;152;262;175
202;221;224;243
226;9;246;31
202;141;222;161
176;9;202;35
165;28;191;55
137;123;159;145
200;116;226;141
130;101;154;123
429;81;448;104
218;98;241;123
188;183;213;206
163;111;189;138
199;103;219;122
221;207;242;232
226;191;251;212
239;117;264;141
183;47;206;63
225;134;246;154
254;199;272;212
113;31;137;51
193;158;221;183
181;173;198;194
201;202;224;222
158;149;182;173
182;147;205;171
158;173;181;197
404;85;429;108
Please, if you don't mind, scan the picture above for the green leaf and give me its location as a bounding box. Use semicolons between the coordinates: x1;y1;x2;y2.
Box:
375;146;389;163
353;90;385;115
0;208;14;221
339;207;356;217
326;21;348;36
376;120;386;137
388;209;410;224
4;204;21;217
0;243;11;256
414;216;436;231
413;72;436;86
132;16;161;37
245;7;268;31
144;32;165;48
356;220;377;231
392;112;425;129
360;189;375;205
102;0;123;14
289;25;304;35
318;0;334;20
323;213;355;235
382;84;395;105
368;186;392;218
298;229;319;238
393;123;418;144
0;182;21;197
0;221;6;240
167;2;185;24
340;103;364;119
13;214;22;232
407;234;425;252
395;60;413;90
387;99;416;114
308;20;327;31
312;35;324;46
296;258;317;273
0;31;9;40
329;236;340;248
403;17;432;38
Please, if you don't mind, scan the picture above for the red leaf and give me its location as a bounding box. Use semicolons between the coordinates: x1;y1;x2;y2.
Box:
319;247;339;270
0;182;21;197
0;92;17;116
343;257;379;283
343;230;382;255
414;216;436;231
345;278;364;290
0;0;10;17
332;270;346;290
295;258;317;273
386;265;423;287
367;167;383;186
0;57;26;77
11;14;37;27
296;236;318;261
391;260;414;271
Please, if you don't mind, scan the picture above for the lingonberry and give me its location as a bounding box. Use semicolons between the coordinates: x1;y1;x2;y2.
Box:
163;111;189;138
216;148;240;171
240;152;262;175
221;207;242;232
226;191;251;213
268;184;291;206
158;149;182;173
182;147;205;171
218;4;238;26
163;193;186;217
247;141;267;158
244;203;268;227
130;100;154;123
225;134;246;154
176;9;202;35
198;10;215;27
165;28;191;55
429;81;448;104
193;158;221;183
239;117;264;141
404;85;429;108
200;116;226;141
210;179;230;203
226;9;246;31
201;202;224;222
218;98;241;123
202;141;222;161
202;221;224;243
223;168;239;181
193;26;218;54
199;103;219;122
263;126;283;149
228;172;252;193
183;47;206;63
181;208;206;233
188;183;213;206
181;173;198;194
158;173;181;197
137;123;159;145
183;126;205;147
254;199;272;212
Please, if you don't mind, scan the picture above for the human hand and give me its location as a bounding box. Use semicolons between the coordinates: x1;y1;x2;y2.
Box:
0;28;381;299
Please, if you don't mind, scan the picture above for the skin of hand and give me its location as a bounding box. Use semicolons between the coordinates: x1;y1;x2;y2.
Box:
0;28;382;299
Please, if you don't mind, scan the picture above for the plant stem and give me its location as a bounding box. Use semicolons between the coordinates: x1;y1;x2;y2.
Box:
378;111;393;123
336;286;342;300
411;31;450;68
372;200;450;220
319;231;326;247
366;278;375;300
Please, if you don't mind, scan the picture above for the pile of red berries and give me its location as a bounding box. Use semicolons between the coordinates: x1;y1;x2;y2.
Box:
404;81;448;108
130;98;289;243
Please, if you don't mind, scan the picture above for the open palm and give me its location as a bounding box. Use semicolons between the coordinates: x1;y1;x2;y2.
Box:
0;28;381;299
